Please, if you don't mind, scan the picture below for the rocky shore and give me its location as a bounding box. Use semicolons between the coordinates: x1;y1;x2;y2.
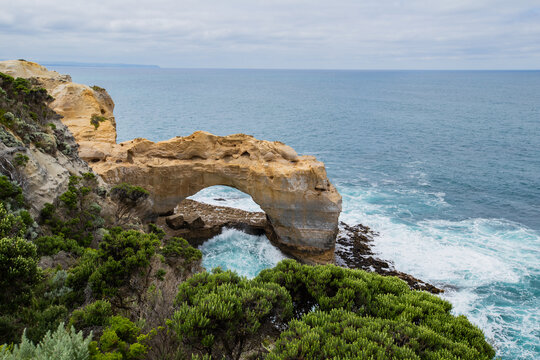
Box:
334;222;443;294
0;59;441;293
159;199;443;294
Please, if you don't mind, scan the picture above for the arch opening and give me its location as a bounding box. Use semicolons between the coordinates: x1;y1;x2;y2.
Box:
186;185;263;213
170;185;288;277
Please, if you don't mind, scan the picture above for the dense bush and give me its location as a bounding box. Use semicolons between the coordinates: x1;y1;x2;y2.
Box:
169;269;292;360
166;260;494;359
0;175;24;209
34;234;83;256
69;300;113;333
88;316;152;360
0;235;42;312
161;237;202;267
0;203;30;239
40;173;103;247
0;323;91;360
63;228;159;309
257;260;495;359
268;308;493;360
89;228;159;299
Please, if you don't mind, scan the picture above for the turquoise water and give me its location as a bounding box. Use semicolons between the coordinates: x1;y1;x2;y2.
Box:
52;67;540;359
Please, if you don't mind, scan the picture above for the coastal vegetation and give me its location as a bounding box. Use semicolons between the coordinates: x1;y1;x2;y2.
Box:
0;71;496;359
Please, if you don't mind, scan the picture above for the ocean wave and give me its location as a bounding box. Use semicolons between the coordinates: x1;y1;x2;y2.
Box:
199;228;287;278
339;186;540;360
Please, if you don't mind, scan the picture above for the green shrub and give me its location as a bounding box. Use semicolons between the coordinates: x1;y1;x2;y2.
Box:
14;153;29;167
268;308;494;360
147;223;165;240
257;260;495;358
0;203;28;238
91;86;105;92
65;249;100;306
155;269;166;281
90;115;107;130
34;235;83;256
89;316;153;360
168;268;292;360
161;237;201;267
86;228;159;300
0;236;42;312
0;323;91;360
69;300;113;332
25;305;69;344
41;173;102;247
0;175;24;209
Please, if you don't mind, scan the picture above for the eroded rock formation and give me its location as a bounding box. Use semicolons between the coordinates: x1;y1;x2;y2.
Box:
0;60;342;260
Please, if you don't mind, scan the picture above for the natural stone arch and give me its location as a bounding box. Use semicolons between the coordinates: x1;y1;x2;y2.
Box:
93;132;342;259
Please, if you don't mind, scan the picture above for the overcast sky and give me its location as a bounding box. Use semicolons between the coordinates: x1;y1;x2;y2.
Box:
1;0;539;69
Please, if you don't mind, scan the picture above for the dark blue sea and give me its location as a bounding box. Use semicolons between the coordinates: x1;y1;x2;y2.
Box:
51;67;540;360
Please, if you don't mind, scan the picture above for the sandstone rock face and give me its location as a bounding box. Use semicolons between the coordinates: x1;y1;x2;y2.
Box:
0;61;98;217
0;60;117;153
0;60;342;257
90;131;342;254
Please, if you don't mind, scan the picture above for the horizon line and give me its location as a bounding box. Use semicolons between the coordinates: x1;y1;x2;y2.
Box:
4;59;539;72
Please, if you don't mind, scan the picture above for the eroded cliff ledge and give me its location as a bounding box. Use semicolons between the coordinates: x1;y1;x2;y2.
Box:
0;60;342;260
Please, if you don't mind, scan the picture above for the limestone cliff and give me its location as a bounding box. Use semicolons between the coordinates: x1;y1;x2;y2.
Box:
0;61;96;217
0;60;342;260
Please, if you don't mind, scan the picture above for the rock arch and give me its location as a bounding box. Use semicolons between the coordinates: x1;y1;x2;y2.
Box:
0;60;342;261
93;132;342;259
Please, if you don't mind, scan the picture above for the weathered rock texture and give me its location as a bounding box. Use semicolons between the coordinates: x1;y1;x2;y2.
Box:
0;60;117;152
0;60;342;258
0;60;97;217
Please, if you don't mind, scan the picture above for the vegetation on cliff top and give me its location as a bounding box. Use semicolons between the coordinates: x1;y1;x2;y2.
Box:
0;72;73;156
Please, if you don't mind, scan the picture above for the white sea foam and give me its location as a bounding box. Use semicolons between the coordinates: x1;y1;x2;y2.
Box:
339;186;540;360
186;183;539;359
199;228;288;278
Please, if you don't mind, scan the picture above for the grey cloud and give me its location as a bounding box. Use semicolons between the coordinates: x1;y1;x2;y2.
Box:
0;0;539;68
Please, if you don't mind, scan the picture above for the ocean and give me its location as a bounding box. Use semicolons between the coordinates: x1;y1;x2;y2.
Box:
51;66;540;360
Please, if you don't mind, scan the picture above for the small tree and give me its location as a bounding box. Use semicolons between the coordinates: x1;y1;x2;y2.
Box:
88;228;159;307
41;173;103;247
0;235;42;313
168;269;293;360
110;183;149;225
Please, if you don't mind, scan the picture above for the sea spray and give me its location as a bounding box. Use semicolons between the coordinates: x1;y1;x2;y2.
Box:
339;186;540;360
199;228;288;279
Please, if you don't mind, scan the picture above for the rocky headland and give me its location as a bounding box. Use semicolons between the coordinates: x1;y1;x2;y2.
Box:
0;59;342;263
0;59;441;291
